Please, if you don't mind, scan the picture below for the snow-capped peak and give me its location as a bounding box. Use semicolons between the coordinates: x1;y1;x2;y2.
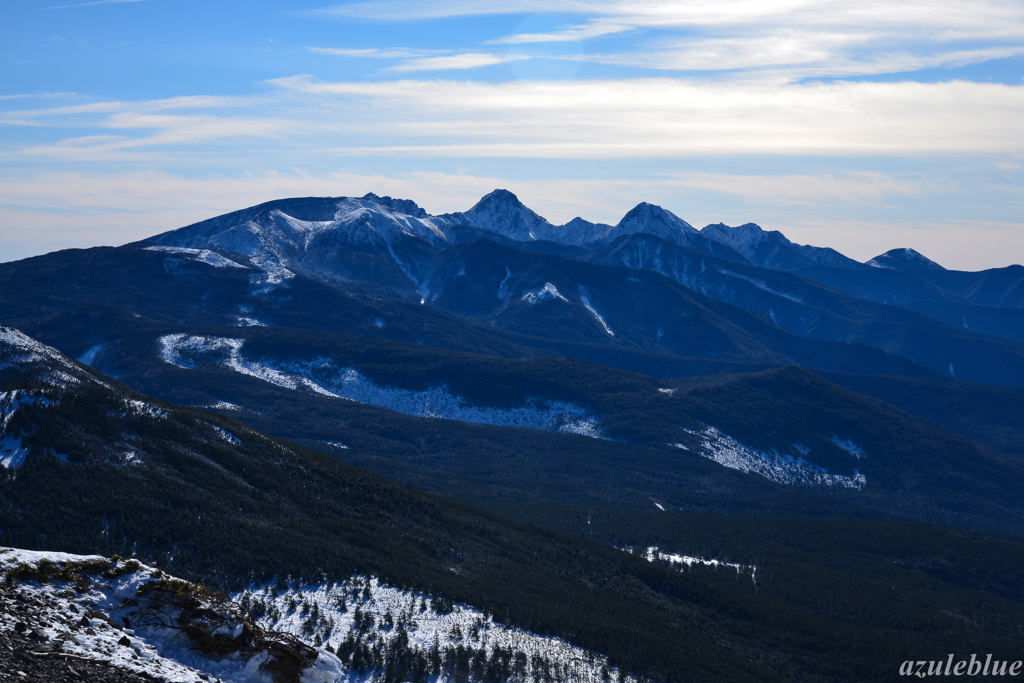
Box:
451;189;556;242
615;202;697;237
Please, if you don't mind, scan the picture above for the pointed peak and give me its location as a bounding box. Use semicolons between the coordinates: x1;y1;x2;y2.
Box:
617;202;695;232
867;248;944;270
473;188;522;207
460;189;552;241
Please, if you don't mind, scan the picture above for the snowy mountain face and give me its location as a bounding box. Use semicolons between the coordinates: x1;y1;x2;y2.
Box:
559;216;615;246
150;194;454;292
147;191;757;294
442;189;557;243
0;325;110;390
609;202;696;241
867;248;945;271
700;222;863;271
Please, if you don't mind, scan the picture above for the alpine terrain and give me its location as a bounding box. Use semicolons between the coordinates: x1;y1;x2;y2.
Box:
2;189;1023;683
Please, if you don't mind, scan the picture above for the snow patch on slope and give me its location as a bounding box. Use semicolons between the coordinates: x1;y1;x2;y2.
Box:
0;390;55;469
286;363;605;438
77;343;105;366
238;576;635;683
698;426;866;489
145;245;246;269
830;436;865;459
521;283;568;304
625;546;756;583
157;336;606;439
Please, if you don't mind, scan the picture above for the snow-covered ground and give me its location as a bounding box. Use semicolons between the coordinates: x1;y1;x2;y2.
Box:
0;547;344;683
685;426;866;489
0;326;109;389
157;334;606;440
238;576;634;683
1;548;635;683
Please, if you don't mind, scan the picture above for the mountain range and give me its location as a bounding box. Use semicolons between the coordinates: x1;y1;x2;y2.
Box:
2;188;1023;682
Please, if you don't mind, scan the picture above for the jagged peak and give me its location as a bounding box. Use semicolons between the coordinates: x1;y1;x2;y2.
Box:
701;222;792;248
361;193;428;218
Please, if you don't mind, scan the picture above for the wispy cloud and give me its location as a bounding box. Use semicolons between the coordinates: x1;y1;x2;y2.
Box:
44;0;146;9
388;52;530;72
310;46;527;72
269;76;1024;157
315;0;1024;79
488;22;633;44
5;75;1022;164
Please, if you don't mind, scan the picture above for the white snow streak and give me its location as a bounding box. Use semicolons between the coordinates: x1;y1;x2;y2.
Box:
578;290;614;336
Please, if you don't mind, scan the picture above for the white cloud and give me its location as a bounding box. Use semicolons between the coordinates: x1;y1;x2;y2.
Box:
388;53;531;72
4;76;1023;164
316;0;1024;78
270;76;1024;157
489;21;633;44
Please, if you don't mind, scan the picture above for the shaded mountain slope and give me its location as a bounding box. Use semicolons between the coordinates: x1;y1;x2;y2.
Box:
587;233;1024;386
700;221;864;270
817;371;1024;460
8;316;1021;533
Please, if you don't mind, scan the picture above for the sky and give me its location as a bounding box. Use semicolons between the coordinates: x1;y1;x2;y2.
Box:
1;0;1022;270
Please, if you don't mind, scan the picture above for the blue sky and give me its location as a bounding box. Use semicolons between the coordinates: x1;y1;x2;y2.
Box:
1;0;1022;269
